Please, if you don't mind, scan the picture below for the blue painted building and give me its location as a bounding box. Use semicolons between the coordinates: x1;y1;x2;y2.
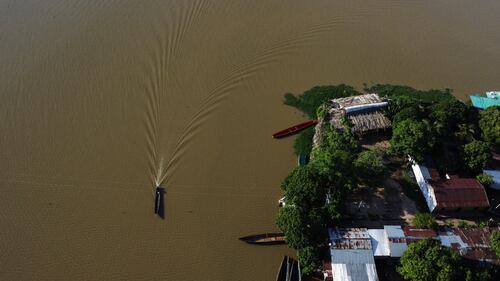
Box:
470;91;500;109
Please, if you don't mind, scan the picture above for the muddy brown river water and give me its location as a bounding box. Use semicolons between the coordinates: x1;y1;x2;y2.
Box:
1;1;500;280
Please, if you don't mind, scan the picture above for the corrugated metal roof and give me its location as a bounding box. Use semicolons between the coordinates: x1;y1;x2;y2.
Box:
403;226;437;238
329;228;379;281
384;225;405;238
329;228;372;250
430;178;490;209
331;254;379;281
367;229;390;256
470;95;500;109
440;227;500;265
414;157;490;210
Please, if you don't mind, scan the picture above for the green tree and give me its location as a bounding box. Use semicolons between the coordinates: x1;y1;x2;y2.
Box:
354;150;388;185
453;123;476;144
281;166;326;208
276;205;328;251
463;140;491;173
430;99;468;136
491;230;500;258
310;127;359;191
412;213;438;230
397;239;462;281
479;106;500;147
387;95;420;119
390;119;433;163
276;206;309;249
277;166;329;254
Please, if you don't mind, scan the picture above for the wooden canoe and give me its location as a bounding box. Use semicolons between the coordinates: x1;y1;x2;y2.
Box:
239;233;286;245
272;120;318;139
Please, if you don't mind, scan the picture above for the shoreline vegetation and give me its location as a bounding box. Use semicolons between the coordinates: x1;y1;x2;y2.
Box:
276;84;500;279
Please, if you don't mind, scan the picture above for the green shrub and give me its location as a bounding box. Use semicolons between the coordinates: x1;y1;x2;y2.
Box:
476;173;493;187
412;213;438;230
491;230;500;258
293;127;315;156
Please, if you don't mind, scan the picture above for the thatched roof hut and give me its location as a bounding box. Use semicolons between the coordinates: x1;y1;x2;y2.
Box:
328;93;391;134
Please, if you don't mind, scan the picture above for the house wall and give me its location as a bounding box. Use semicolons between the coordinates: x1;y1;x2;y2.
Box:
389;242;407;257
410;159;437;212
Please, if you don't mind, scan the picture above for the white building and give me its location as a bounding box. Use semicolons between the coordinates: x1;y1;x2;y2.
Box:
410;158;438;212
409;157;489;213
367;226;407;257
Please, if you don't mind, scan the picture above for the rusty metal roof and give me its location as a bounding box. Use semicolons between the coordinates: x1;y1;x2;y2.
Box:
452;227;500;265
403;226;437;238
329;228;373;250
430;178;490;209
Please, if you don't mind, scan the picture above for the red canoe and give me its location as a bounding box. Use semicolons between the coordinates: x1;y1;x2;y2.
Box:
272;120;318;139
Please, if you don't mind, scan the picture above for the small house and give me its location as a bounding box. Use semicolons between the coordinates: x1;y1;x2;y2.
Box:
410;157;490;214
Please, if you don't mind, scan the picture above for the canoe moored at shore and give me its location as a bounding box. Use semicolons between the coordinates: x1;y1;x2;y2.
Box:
276;256;301;281
272;120;318;139
154;187;165;219
239;233;286;245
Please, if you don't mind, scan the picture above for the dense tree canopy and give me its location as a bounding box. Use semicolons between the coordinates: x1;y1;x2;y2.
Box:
386;95;420;119
277;126;363;277
479;106;500;148
397;239;462;281
281;166;326;208
393;106;422;124
463;140;491;173
310;127;359;191
390;119;433;163
430;99;468;136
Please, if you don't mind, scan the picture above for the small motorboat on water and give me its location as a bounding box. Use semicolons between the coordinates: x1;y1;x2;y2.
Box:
272;120;318;139
154;187;165;219
239;233;286;245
